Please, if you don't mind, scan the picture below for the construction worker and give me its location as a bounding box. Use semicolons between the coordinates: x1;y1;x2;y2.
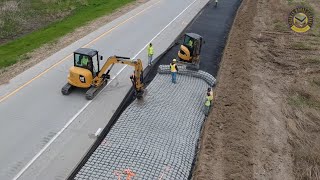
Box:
130;71;136;87
188;39;193;48
188;39;194;56
170;59;178;83
147;43;154;66
81;56;89;66
204;92;211;116
215;0;218;7
207;87;214;103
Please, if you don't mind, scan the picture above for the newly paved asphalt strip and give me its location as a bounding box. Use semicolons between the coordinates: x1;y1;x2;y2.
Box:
0;0;210;179
157;0;242;77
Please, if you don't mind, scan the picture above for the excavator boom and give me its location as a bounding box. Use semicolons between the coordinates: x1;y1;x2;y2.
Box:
86;56;144;100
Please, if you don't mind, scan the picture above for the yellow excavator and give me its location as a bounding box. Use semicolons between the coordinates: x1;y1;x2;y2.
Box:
177;33;204;70
61;48;144;100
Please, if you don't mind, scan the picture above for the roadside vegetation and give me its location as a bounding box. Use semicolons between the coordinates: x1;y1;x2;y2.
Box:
0;0;134;68
279;0;320;179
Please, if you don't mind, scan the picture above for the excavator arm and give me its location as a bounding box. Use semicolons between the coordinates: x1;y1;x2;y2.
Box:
92;56;144;98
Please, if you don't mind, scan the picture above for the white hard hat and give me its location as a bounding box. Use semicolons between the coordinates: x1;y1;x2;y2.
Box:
173;59;177;62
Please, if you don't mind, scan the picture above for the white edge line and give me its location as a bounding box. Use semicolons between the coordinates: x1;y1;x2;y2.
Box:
13;0;198;179
95;128;102;137
132;0;198;59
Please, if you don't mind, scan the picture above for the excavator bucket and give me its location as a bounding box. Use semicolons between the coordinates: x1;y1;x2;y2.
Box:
186;63;200;71
176;56;200;71
135;90;144;99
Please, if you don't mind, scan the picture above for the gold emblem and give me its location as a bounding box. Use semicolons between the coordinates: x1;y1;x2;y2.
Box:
288;7;313;33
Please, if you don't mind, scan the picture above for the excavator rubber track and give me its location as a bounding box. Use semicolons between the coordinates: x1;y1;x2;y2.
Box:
61;83;73;95
85;79;108;100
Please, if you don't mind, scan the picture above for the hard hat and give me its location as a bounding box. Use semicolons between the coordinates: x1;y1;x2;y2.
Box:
173;59;177;62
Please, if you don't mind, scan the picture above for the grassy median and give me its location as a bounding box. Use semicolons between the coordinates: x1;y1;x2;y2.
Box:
0;0;134;68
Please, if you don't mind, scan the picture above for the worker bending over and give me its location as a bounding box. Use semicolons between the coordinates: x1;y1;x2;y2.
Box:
207;87;214;103
204;92;211;116
204;88;214;116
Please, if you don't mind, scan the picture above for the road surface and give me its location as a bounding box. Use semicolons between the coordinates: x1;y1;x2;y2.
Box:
0;0;209;179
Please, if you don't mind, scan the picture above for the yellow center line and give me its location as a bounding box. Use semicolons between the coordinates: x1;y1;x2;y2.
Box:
0;0;161;104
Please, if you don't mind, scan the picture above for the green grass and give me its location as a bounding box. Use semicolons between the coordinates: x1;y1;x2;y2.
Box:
311;13;320;37
289;91;320;109
0;0;134;68
273;20;288;32
290;42;314;50
305;57;320;64
312;78;320;87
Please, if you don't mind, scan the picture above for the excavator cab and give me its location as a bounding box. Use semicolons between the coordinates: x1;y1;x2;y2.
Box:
67;48;104;89
177;33;203;70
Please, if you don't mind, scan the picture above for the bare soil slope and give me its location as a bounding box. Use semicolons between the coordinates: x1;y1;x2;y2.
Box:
194;0;320;179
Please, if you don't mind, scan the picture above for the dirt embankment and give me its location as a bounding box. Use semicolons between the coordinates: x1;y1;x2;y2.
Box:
193;0;257;179
194;0;320;179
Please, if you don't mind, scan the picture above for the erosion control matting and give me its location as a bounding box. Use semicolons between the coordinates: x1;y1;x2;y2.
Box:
69;0;241;179
74;68;215;180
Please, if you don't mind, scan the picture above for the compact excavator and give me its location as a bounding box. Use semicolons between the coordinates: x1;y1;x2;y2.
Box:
61;48;144;100
177;33;204;70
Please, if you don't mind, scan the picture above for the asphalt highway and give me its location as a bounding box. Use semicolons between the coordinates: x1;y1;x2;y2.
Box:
0;0;209;179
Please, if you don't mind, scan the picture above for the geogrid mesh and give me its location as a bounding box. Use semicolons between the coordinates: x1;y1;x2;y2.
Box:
75;71;215;180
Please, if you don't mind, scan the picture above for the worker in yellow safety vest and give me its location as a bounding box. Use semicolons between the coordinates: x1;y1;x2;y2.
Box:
188;39;193;47
188;39;194;56
81;56;89;66
207;87;214;103
170;59;178;83
147;43;154;66
204;92;211;116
